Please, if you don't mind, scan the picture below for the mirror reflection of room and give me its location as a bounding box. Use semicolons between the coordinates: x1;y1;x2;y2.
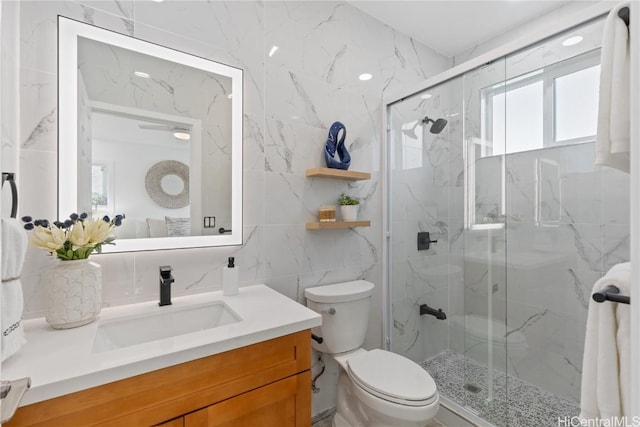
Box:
77;36;233;239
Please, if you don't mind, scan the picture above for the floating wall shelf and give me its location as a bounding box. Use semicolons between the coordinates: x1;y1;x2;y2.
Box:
305;168;371;181
305;221;371;230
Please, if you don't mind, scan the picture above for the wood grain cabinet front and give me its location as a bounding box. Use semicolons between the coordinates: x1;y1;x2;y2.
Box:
6;331;311;427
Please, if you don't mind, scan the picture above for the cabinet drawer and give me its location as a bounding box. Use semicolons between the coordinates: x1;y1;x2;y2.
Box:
6;330;311;426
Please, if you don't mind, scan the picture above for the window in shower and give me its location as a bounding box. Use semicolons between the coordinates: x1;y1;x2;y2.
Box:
481;48;601;157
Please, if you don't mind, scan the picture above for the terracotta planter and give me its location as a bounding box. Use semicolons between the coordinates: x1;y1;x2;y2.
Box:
44;259;102;329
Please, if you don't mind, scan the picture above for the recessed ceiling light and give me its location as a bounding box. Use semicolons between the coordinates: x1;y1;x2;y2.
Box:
134;71;151;78
562;36;583;47
420;93;433;99
173;128;191;140
268;46;279;57
359;73;373;81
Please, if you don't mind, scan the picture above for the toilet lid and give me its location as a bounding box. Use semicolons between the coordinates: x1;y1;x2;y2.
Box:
347;349;437;406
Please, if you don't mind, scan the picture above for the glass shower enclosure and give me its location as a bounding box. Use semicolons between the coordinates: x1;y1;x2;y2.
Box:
384;16;629;427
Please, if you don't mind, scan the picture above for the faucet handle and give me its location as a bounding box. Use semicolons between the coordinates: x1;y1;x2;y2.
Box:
159;265;173;279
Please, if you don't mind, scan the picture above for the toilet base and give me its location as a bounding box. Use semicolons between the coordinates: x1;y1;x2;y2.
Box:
334;369;438;427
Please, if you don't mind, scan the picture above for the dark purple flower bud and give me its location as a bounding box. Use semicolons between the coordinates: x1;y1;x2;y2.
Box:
53;221;63;228
69;213;79;221
115;214;123;221
41;219;49;228
24;223;34;230
80;213;88;219
114;219;122;227
103;215;110;223
34;219;42;226
64;219;73;228
21;216;32;223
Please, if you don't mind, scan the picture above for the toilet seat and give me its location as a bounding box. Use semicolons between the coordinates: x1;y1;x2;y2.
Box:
347;349;437;407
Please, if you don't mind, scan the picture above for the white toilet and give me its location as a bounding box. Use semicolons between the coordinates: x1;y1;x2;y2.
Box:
305;280;439;427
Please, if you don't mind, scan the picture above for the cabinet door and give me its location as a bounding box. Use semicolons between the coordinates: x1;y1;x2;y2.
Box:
185;372;310;427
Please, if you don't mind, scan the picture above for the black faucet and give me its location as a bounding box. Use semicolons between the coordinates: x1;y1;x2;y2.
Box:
159;266;174;306
419;303;447;320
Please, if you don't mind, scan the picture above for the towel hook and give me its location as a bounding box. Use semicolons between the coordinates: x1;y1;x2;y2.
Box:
1;173;18;219
618;6;629;27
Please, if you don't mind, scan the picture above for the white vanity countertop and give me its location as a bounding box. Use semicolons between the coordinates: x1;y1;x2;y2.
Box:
1;285;321;406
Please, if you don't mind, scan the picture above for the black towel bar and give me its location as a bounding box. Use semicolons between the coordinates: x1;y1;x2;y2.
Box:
593;284;630;305
1;172;17;219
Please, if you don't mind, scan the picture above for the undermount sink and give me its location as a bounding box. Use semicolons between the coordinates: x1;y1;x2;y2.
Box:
92;301;241;352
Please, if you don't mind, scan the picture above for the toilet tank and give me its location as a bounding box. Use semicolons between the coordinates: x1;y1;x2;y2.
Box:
304;280;375;354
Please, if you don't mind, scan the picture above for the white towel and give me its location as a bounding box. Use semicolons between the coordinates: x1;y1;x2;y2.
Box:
1;218;28;361
580;262;630;420
595;3;630;173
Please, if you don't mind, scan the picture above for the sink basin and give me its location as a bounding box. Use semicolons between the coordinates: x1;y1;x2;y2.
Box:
92;301;241;352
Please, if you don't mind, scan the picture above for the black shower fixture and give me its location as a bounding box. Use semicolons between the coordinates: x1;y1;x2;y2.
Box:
422;116;448;134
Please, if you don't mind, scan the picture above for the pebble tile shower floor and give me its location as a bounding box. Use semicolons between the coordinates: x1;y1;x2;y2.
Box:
421;351;580;427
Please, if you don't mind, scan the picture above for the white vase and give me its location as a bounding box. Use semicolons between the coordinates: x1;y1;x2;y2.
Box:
45;259;102;329
340;205;359;221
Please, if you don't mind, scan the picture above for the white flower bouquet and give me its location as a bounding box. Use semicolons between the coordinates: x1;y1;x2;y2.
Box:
22;213;124;260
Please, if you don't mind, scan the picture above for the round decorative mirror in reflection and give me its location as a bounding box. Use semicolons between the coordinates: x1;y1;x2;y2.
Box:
145;160;190;209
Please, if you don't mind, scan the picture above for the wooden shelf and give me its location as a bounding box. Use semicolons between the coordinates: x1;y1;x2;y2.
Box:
305;221;371;230
305;168;370;181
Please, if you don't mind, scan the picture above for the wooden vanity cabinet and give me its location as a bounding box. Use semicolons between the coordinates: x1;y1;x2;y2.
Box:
5;330;311;427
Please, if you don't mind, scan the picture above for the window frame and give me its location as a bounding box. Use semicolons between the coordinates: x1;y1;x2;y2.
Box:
481;48;601;157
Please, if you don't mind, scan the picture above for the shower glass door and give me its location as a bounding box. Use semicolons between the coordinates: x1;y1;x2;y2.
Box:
386;68;509;421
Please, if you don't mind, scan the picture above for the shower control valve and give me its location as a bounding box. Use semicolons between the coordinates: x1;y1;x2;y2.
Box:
417;231;438;251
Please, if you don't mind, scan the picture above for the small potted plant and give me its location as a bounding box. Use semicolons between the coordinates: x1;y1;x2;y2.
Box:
338;193;360;221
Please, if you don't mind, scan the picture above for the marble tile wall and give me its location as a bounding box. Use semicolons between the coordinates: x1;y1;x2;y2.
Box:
5;0;449;416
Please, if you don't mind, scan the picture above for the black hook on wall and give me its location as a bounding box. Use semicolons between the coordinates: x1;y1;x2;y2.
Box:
2;173;18;219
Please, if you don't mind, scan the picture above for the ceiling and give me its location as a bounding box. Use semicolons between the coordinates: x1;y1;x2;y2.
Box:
349;1;593;57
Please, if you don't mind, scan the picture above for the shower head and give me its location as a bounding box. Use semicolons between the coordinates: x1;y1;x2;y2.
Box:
422;116;448;134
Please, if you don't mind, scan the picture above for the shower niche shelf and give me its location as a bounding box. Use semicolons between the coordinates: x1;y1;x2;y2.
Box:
305;220;371;230
305;168;370;181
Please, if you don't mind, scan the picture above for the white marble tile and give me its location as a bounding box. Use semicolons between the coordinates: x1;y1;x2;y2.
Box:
264;118;327;174
602;224;630;272
263;172;307;225
20;1;134;74
93;253;135;305
243;170;265;228
265;65;347;130
19;69;57;151
73;0;133;19
265;1;350;86
263;224;306;279
243;113;266;172
18;149;58;221
601;169;630;226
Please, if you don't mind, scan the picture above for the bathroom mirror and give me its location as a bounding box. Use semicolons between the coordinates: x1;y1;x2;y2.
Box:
58;17;243;251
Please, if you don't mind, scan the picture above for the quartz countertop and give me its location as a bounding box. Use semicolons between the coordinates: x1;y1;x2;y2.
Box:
1;285;321;406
